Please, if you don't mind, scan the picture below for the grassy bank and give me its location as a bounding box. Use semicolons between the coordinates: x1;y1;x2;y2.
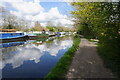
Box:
97;43;120;78
44;36;80;80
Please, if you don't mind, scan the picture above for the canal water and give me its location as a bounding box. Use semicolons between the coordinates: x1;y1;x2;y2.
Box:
0;36;73;78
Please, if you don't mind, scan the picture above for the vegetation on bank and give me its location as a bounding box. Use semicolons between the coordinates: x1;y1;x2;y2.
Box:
97;43;120;77
71;2;120;77
45;36;80;79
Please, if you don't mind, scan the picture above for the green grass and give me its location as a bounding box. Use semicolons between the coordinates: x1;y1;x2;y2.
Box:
97;43;120;78
44;36;80;80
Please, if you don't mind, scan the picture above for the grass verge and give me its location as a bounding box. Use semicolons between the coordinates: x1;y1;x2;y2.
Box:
44;36;80;80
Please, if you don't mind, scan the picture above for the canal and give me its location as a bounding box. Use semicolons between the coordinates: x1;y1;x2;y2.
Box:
0;35;73;78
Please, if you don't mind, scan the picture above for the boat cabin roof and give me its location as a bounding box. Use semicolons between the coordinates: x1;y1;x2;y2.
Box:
0;29;16;33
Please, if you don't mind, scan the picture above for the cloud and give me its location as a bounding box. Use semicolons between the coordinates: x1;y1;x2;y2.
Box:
2;0;44;15
12;2;44;15
1;0;74;27
26;7;74;27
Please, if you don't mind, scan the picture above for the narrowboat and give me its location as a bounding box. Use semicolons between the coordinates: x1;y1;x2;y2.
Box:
57;32;61;35
41;30;48;36
0;29;28;42
27;31;42;37
56;32;61;37
47;31;56;37
61;32;66;35
0;32;28;42
65;32;69;35
28;30;49;40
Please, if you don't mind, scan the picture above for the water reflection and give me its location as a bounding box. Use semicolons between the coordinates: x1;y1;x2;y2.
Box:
1;36;73;78
0;41;26;48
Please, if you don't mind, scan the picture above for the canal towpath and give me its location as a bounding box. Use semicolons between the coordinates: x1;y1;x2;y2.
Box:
66;38;116;78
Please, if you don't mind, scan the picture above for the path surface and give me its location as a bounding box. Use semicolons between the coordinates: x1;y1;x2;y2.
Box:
66;38;116;78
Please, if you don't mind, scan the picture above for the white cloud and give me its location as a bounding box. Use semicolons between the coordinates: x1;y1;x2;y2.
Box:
1;0;74;27
12;2;44;15
34;0;40;3
10;11;22;18
2;0;44;15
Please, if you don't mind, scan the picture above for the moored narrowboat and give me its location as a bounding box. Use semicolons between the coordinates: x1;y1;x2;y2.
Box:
57;32;61;35
0;29;28;42
47;31;56;37
27;30;49;40
0;32;28;42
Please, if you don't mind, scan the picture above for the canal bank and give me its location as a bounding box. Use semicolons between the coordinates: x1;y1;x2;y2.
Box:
45;36;80;79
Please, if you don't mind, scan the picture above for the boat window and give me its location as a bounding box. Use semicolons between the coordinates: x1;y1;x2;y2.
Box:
14;33;17;35
10;34;13;36
20;33;23;35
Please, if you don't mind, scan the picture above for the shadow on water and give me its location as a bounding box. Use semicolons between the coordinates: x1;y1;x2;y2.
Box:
0;35;74;78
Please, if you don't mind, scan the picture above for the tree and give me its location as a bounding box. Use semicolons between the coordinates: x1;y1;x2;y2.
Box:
34;21;42;28
1;6;30;31
46;21;54;27
30;21;43;31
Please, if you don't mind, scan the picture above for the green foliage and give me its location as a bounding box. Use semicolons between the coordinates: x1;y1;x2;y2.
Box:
97;43;120;77
46;26;57;32
30;26;43;31
46;26;75;32
71;2;120;38
23;29;30;32
2;24;29;31
45;36;80;79
71;2;120;77
3;24;16;29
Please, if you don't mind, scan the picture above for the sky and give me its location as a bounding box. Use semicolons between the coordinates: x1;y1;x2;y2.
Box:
0;0;74;27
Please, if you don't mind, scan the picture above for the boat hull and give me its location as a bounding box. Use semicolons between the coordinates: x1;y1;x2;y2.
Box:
28;35;49;40
1;36;29;43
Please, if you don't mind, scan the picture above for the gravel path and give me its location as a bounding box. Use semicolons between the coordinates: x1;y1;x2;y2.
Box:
66;38;116;78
